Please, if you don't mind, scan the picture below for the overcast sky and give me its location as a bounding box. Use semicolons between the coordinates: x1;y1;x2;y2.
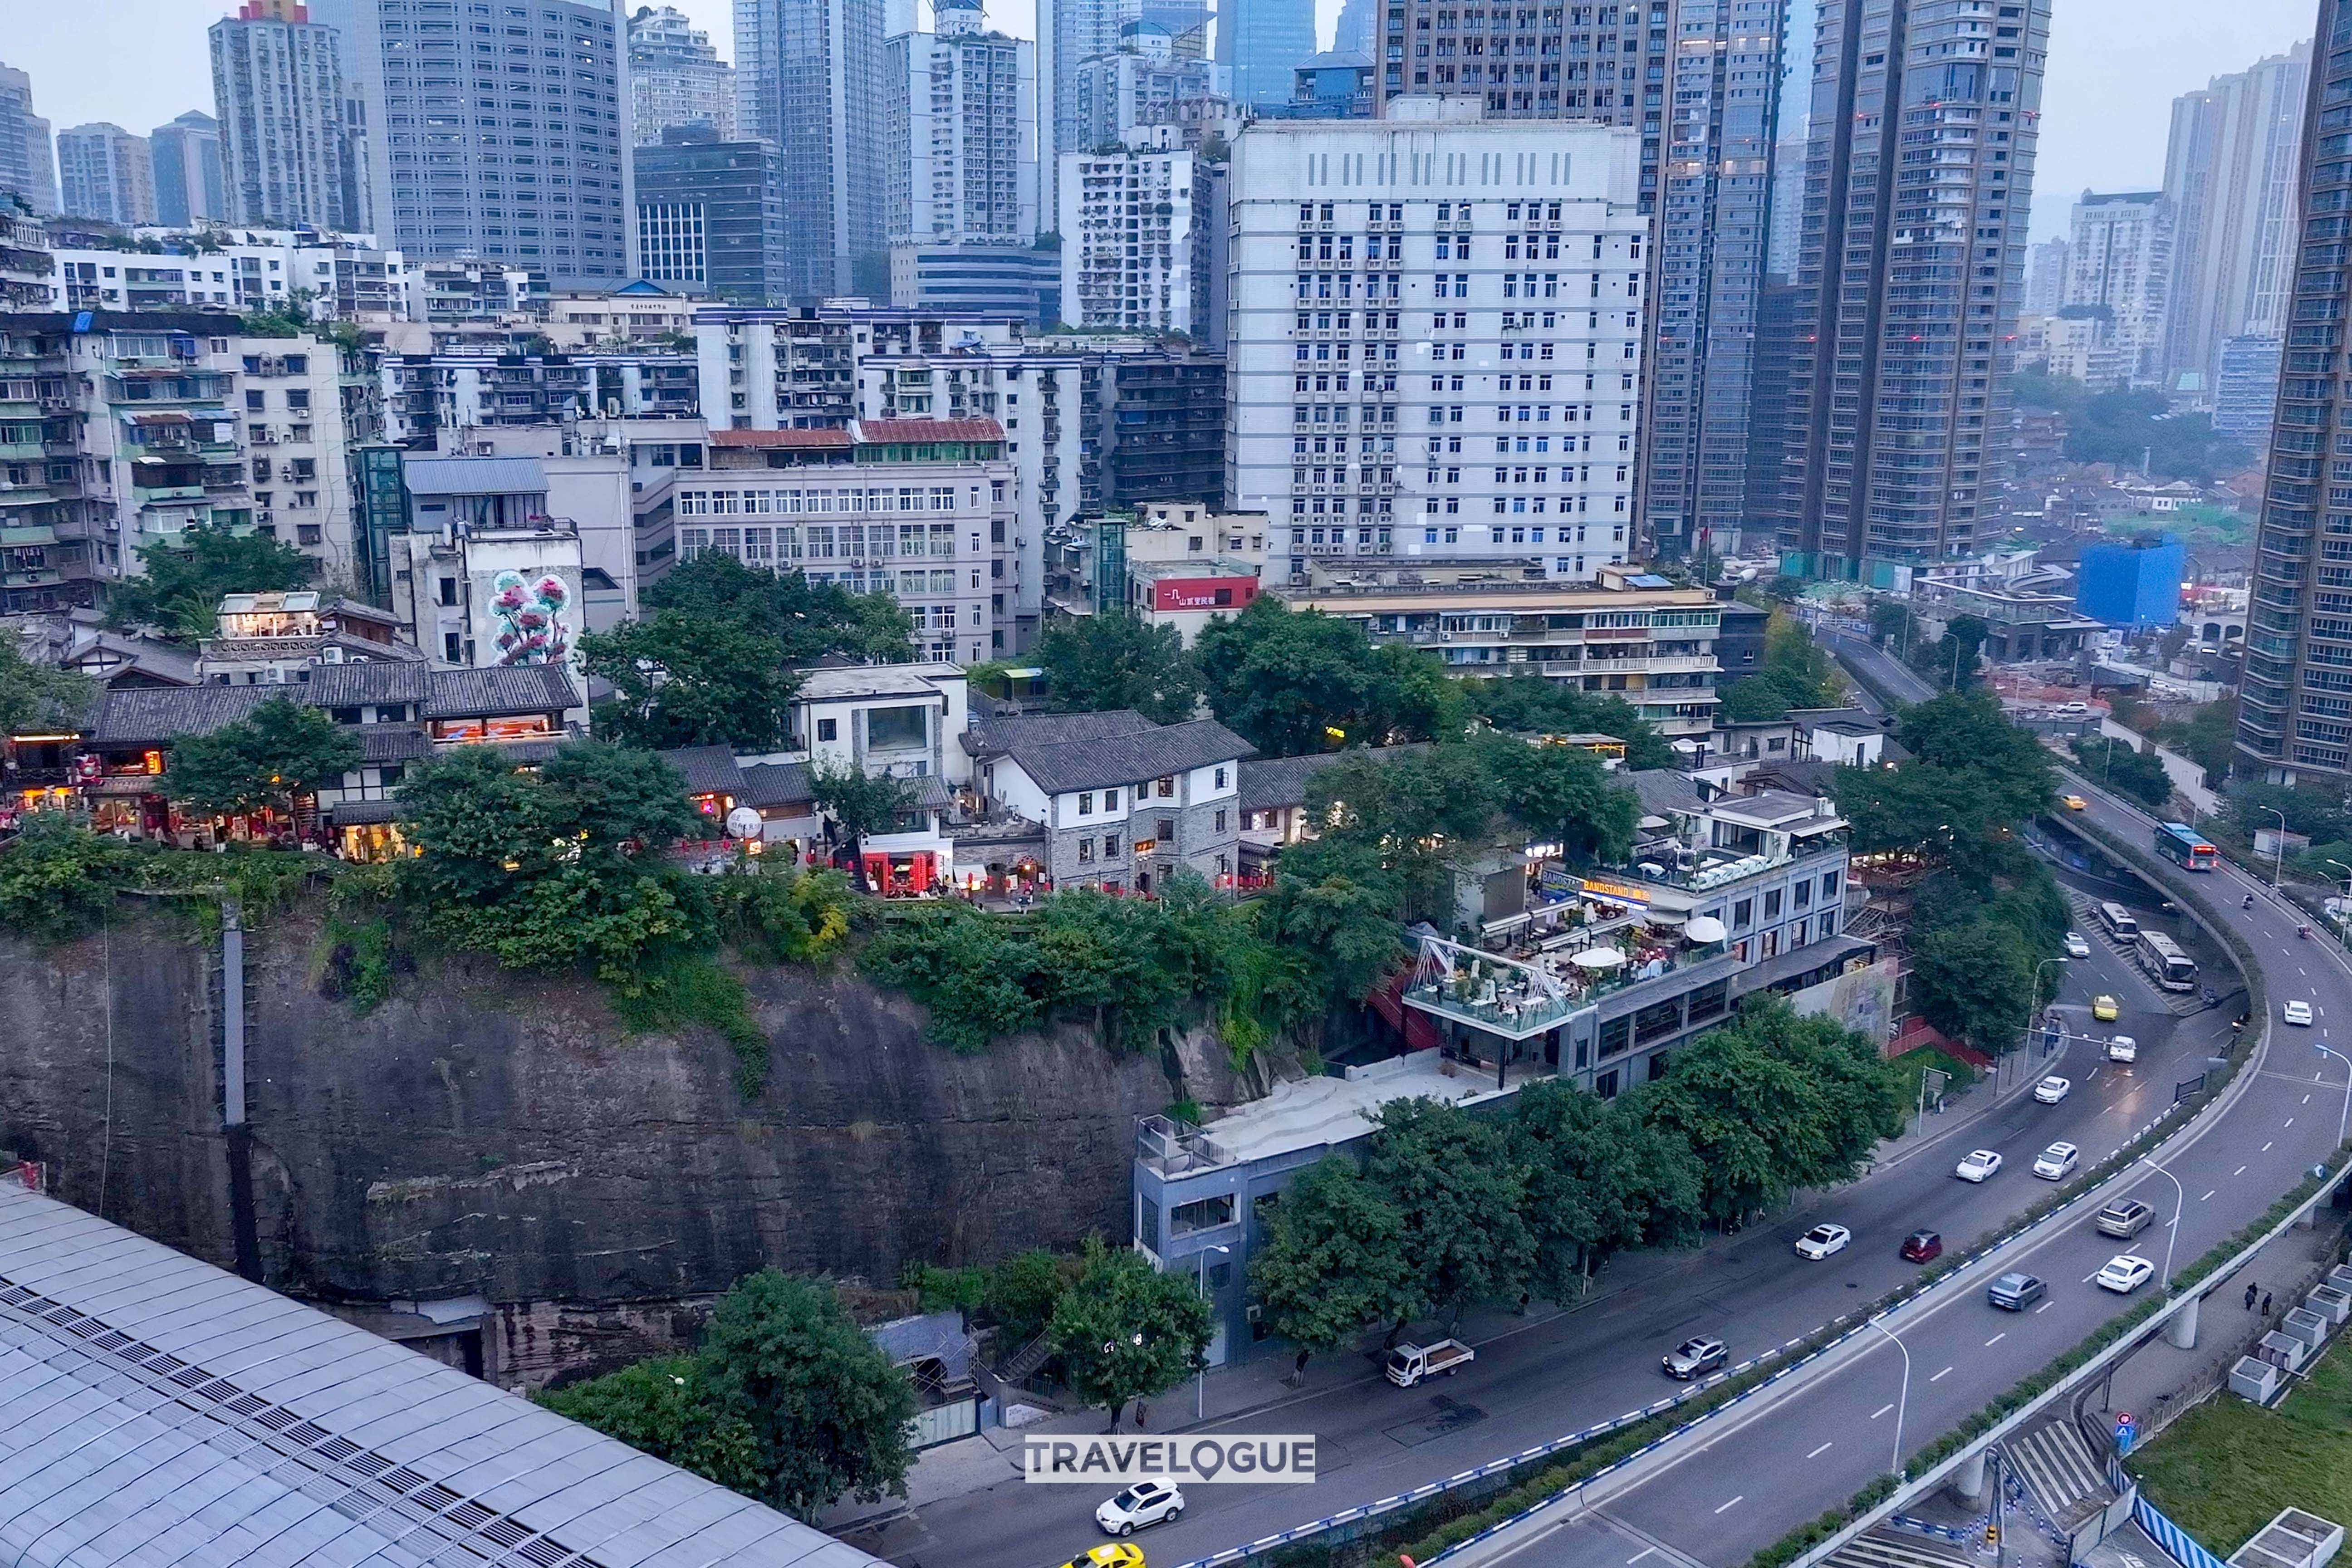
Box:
4;0;2327;241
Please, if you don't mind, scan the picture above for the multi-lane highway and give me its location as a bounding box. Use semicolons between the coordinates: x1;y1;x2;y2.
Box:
872;662;2307;1568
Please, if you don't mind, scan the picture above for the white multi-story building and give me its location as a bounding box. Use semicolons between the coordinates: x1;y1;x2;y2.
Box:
49;232;410;319
57;124;156;227
884;0;1038;245
1058;126;1201;335
2064;191;2173;390
209;0;366;232
627;4;737;142
1224;101;1648;586
1068;45;1229;151
0;62;57;216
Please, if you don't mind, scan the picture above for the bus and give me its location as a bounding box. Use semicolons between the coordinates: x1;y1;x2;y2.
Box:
2097;901;2141;939
2153;821;2220;872
2134;930;2197;992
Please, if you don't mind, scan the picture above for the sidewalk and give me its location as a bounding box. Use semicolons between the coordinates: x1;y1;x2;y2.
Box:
825;1055;2043;1539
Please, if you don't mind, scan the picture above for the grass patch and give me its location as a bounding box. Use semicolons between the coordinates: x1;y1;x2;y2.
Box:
2134;1341;2352;1554
1891;1045;1978;1112
609;954;771;1099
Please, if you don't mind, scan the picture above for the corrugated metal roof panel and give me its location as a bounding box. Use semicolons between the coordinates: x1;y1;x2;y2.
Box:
401;457;549;496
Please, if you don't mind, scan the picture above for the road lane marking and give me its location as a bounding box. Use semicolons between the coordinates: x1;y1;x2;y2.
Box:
2265;1141;2275;1152
1628;1549;1659;1564
2288;1118;2297;1128
1985;1333;2006;1346
2036;1301;2055;1313
2085;1271;2101;1282
1716;1496;1745;1514
1786;1338;1803;1348
1931;1367;1953;1382
2235;1166;2248;1176
2201;1190;2216;1201
2305;1095;2313;1105
1806;1441;1834;1460
1872;1403;1895;1419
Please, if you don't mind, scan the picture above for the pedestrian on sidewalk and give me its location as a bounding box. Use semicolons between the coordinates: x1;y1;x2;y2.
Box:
2246;1281;2259;1310
2263;1291;2274;1317
1134;1402;1149;1431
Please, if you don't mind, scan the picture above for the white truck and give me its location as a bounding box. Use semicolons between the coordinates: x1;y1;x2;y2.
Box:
1384;1339;1476;1387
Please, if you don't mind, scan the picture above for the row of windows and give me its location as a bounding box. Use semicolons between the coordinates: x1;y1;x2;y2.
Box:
675;485;974;516
675;524;962;560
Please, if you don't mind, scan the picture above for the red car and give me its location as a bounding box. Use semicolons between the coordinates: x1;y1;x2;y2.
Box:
1900;1229;1943;1263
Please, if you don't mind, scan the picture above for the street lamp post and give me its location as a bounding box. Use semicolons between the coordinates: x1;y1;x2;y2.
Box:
2012;956;2069;1086
2316;1044;2352;1149
2141;1156;2185;1288
2264;807;2290;890
1864;1317;1911;1477
1195;1243;1231;1419
2329;861;2352;918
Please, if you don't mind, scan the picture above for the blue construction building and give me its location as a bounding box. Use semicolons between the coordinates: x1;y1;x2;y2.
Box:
2076;533;2186;627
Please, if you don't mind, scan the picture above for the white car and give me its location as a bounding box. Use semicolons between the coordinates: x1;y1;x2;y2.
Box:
2095;1255;2157;1294
1956;1149;2004;1183
1097;1480;1185;1536
2285;1000;2315;1027
1795;1222;1852;1260
2034;1075;2072;1105
2107;1034;2138;1064
2033;1142;2080;1181
2064;931;2092;959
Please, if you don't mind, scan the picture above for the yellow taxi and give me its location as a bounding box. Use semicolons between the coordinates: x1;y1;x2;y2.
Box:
2063;795;2089;811
1055;1547;1146;1568
2092;995;2120;1022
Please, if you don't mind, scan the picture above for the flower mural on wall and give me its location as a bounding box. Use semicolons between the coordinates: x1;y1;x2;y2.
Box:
489;570;572;666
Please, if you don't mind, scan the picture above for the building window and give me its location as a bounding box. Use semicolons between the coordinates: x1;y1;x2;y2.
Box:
816;717;838;742
1214;766;1228;789
1105;834;1121;857
1214;809;1227;833
1171;1195;1235;1235
1078;838;1095;864
1078;791;1094;814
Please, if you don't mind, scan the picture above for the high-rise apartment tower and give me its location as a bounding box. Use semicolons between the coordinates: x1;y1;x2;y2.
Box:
210;0;367;232
737;0;886;299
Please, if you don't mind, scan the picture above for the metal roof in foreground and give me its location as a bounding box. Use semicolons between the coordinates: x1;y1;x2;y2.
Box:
0;1184;878;1568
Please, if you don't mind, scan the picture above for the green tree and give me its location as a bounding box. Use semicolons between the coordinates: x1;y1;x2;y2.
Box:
537;1356;767;1498
580;610;799;750
645;550;914;664
712;864;862;963
1363;1098;1534;1327
1473;730;1640;863
0;642;94;734
1715;613;1845;721
1508;1080;1701;1299
808;758;918;849
1194;595;1387;755
2159;698;2238;786
1461;676;1677;769
2074;734;2174;813
1248;1156;1417;1379
1048;1239;1215;1430
1034;614;1202;725
107;524;315;642
166;696;362;819
1914;614;1989;690
1909;918;2035;1054
985;1250;1073;1344
1259;837;1411;1004
0;818;133;941
698;1269;919;1518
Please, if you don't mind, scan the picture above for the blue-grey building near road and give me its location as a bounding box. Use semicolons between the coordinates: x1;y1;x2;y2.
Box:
634;123;789;305
2076;533;2186;627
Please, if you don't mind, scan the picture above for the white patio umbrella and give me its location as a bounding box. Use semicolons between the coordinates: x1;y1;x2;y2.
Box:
1572;947;1627;970
1685;916;1728;944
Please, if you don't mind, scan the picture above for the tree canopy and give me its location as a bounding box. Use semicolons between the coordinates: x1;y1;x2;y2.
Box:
1034;614;1203;725
1715;613;1845;722
2073;733;2173;813
1048;1239;1216;1428
1194;596;1461;756
2013;373;2255;483
167;696;362;818
107;525;315;642
0;641;94;735
1460;675;1678;769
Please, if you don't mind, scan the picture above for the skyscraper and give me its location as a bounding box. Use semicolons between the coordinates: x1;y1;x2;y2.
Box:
2024;236;2069;316
311;0;634;289
634;124;788;302
57;124;157;225
1043;0;1137;173
2161;42;2311;394
737;0;887;299
2062;191;2172;389
1774;0;2051;581
2238;1;2352;782
1216;0;1316;110
150;112;226;227
885;0;1037;244
0;63;56;216
627;4;737;142
210;0;366;232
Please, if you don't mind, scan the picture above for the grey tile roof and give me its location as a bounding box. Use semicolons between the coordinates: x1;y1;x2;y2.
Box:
1004;717;1253;796
358;725;433;764
962;709;1155;761
88;685;279;746
740;762;815;809
0;1183;882;1568
659;745;748;796
1622;768;1708;819
422;665;581;719
1237;744;1430;813
327;797;407;824
305;659;436;707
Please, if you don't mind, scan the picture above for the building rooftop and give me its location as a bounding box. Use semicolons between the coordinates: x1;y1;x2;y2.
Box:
1003;716;1252;795
709;428;853;451
0;1183;882;1568
962;708;1154;761
1238;744;1430;813
1162;1048;1527;1173
793;662;965;703
401;456;550;496
853;417;1003;444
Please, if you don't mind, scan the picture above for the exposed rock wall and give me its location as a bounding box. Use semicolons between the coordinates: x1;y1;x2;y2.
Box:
0;902;1256;1350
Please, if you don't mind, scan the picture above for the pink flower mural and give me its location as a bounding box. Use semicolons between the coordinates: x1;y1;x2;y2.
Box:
488;569;571;666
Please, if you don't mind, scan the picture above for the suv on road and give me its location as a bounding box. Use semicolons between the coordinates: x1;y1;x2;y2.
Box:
1661;1336;1729;1380
2096;1199;2156;1239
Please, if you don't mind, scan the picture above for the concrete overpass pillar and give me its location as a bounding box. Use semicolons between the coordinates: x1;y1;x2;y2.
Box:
2295;1203;2318;1230
1950;1448;1989;1502
2166;1294;2200;1350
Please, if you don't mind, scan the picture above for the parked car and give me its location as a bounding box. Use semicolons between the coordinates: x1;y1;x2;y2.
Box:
1058;1547;1145;1568
2034;1075;2072;1105
1988;1271;2047;1311
2096;1255;2157;1294
2093;995;2121;1022
2107;1035;2137;1064
1901;1229;1944;1263
1795;1223;1852;1260
1385;1339;1475;1387
2033;1142;2080;1181
1662;1336;1729;1380
2285;1000;2314;1027
1097;1482;1185;1537
2096;1199;2156;1239
1956;1149;2003;1182
2057;702;2090;717
2065;931;2092;958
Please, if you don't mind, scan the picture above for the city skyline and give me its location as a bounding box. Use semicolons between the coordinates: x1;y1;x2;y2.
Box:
9;0;2316;245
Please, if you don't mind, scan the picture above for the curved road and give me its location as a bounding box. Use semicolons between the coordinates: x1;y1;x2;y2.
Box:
1447;642;2352;1568
879;647;2318;1568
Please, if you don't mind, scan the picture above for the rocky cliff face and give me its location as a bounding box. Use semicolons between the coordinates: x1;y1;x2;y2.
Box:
0;901;1257;1336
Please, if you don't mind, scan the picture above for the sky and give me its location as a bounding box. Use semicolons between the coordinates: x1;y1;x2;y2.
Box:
2;0;2327;242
